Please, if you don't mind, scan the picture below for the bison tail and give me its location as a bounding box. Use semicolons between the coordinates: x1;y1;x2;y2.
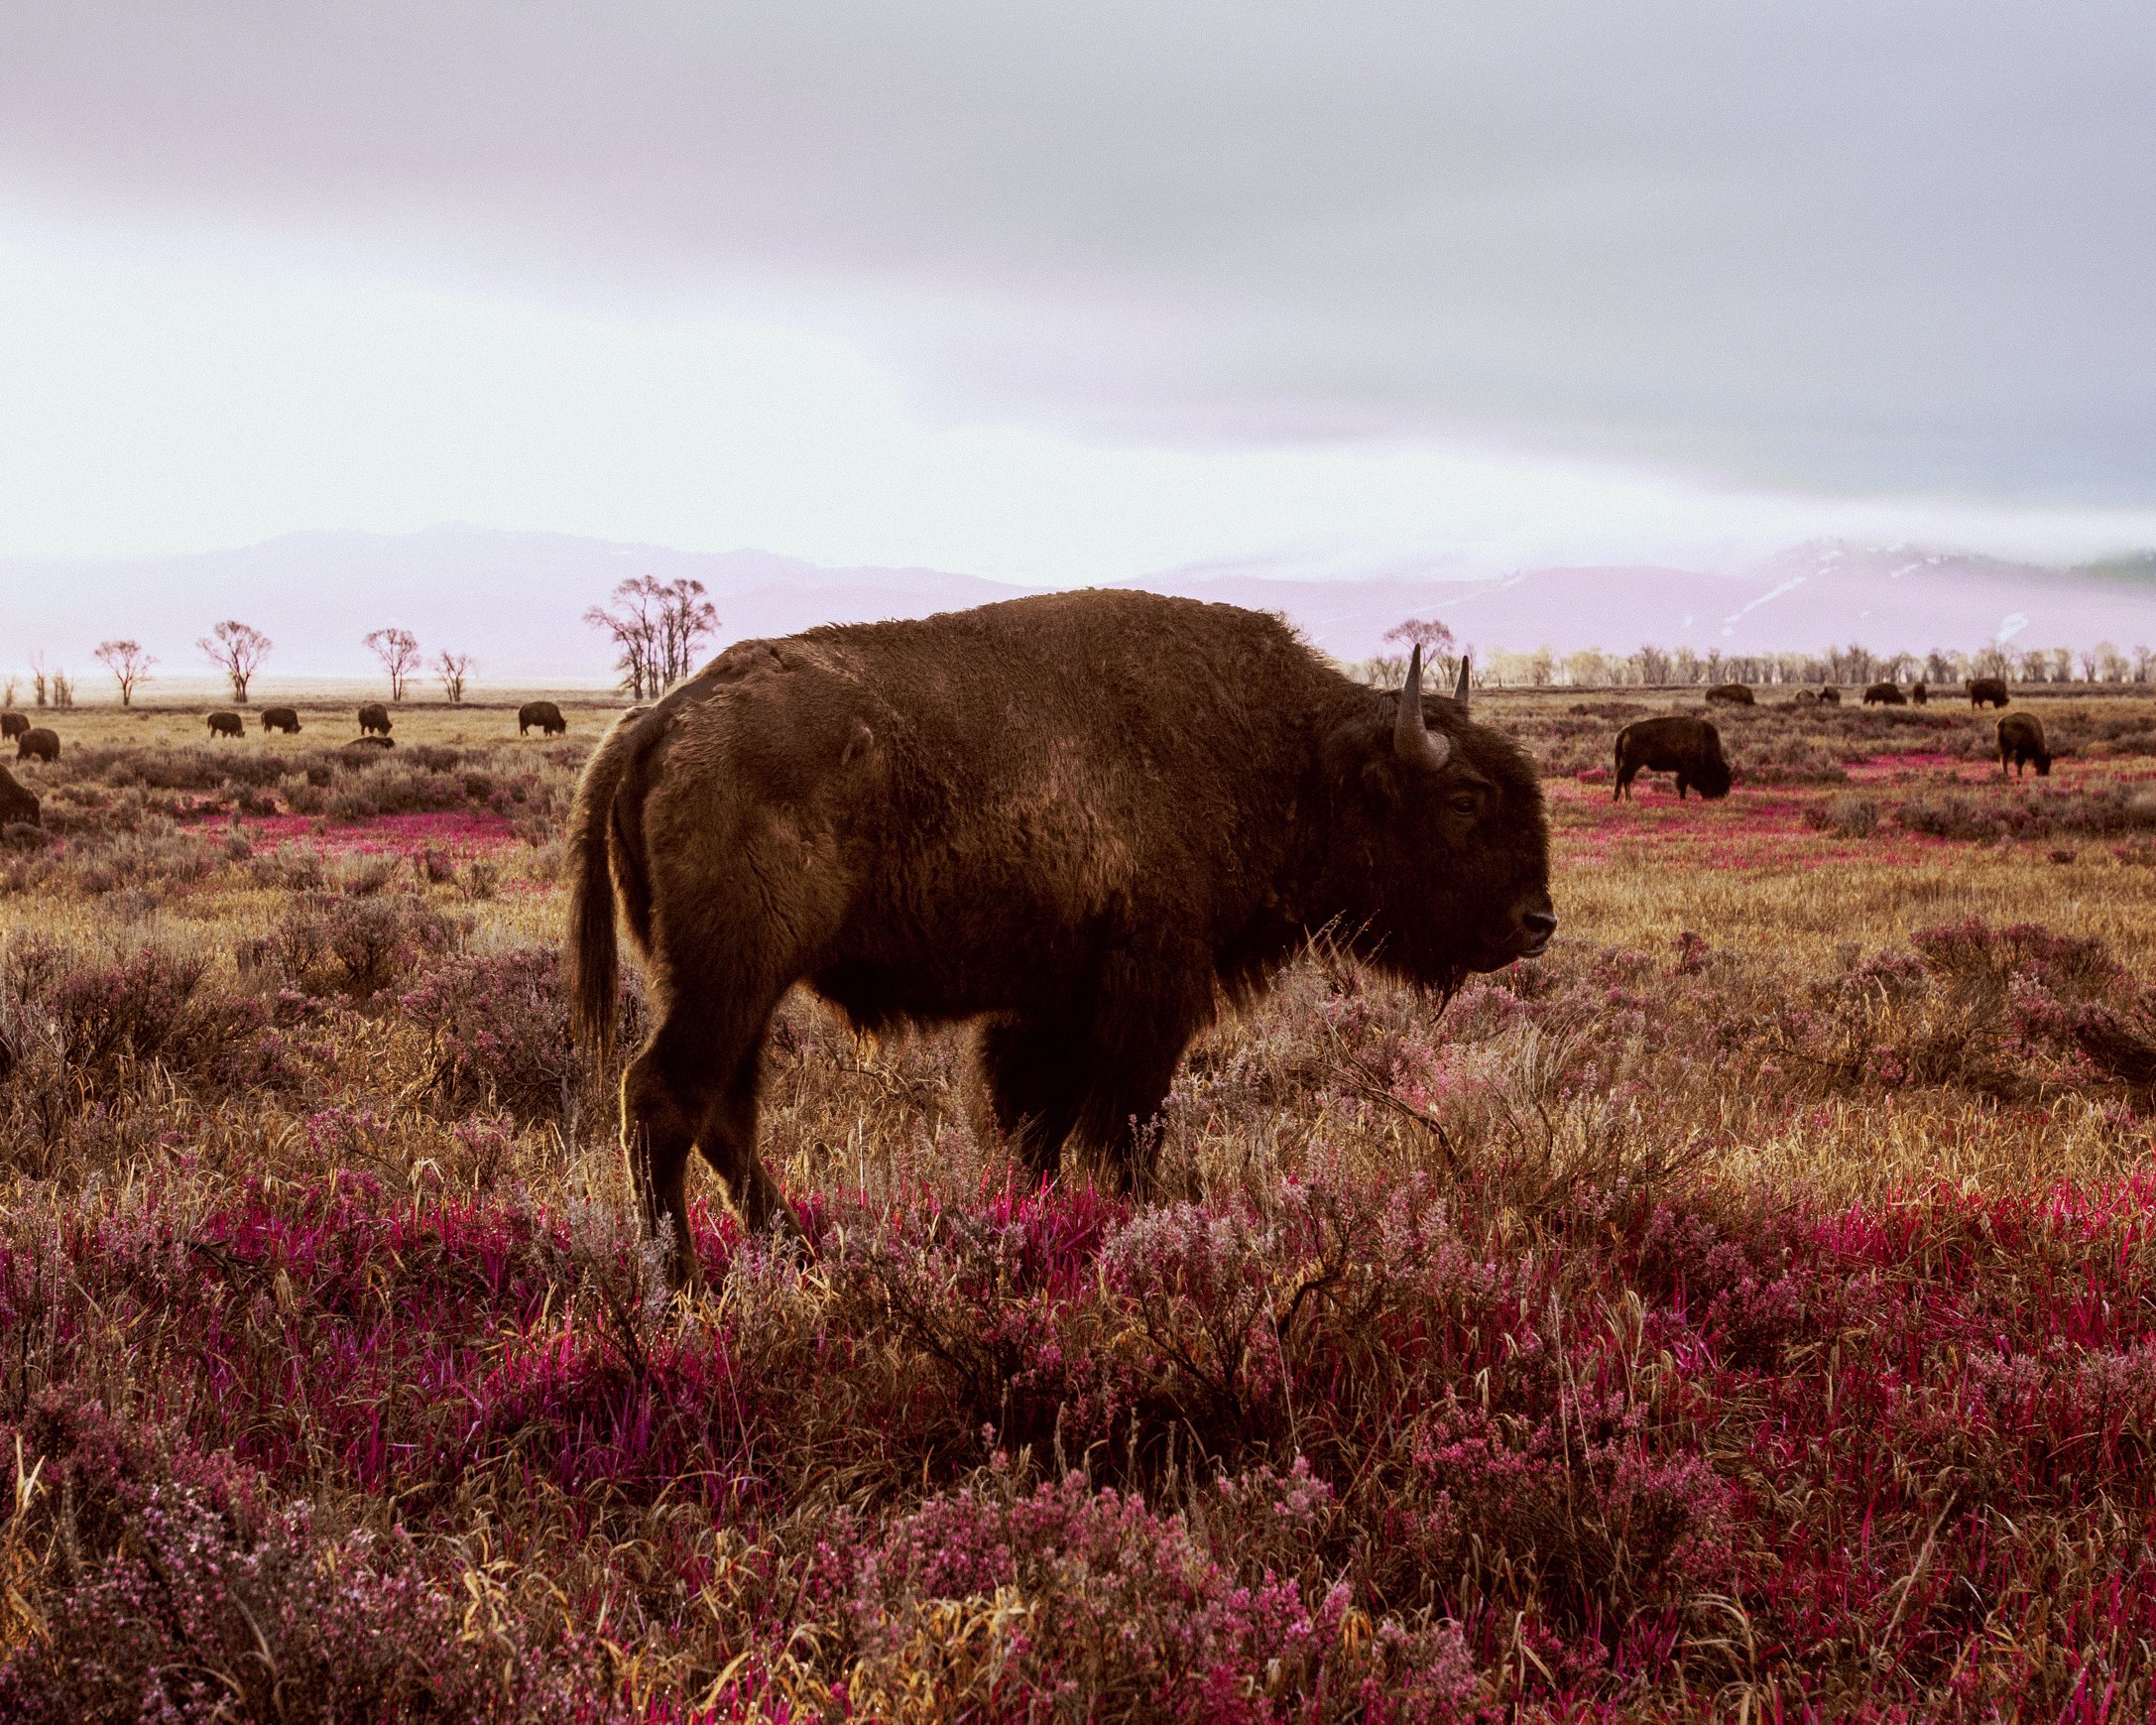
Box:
566;711;654;1061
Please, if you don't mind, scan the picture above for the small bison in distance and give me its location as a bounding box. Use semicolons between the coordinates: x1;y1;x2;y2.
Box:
260;707;302;735
0;713;26;740
15;728;59;764
569;590;1555;1284
1705;682;1754;706
1969;678;2010;709
1614;715;1733;801
0;766;38;825
1997;712;2052;778
1818;686;1842;705
357;702;393;736
343;735;396;756
519;700;567;737
1912;681;1929;705
1862;681;1908;706
206;711;244;738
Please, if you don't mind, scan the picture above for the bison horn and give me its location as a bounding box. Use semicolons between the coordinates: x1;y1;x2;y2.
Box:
1394;646;1454;771
1454;654;1471;706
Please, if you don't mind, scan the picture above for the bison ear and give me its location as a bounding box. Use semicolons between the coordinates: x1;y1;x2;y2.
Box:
840;718;875;768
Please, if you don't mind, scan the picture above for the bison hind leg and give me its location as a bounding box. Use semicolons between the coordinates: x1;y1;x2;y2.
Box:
977;1014;1091;1179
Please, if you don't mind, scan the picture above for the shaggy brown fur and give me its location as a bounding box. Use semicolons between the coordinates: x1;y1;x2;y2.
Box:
357;703;393;736
1862;681;1908;706
14;728;58;765
1969;678;2010;709
569;590;1554;1281
206;711;244;738
1613;715;1733;801
1704;682;1754;706
0;713;26;740
260;707;302;735
0;766;37;825
1997;712;2052;778
519;700;567;737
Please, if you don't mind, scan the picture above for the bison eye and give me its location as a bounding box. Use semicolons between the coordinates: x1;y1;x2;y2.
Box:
1447;790;1482;816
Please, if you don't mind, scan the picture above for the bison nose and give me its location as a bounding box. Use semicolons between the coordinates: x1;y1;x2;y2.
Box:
1518;908;1557;954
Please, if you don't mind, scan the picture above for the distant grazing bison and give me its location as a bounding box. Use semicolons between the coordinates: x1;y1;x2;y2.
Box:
569;590;1555;1283
260;707;302;735
15;728;58;764
1613;714;1733;801
1969;678;2009;709
1997;712;2052;778
519;700;567;737
1911;681;1929;706
0;766;37;826
1818;686;1842;705
357;702;393;736
1790;690;1819;707
206;711;244;738
0;713;25;740
1862;681;1908;706
1704;682;1754;706
343;735;396;755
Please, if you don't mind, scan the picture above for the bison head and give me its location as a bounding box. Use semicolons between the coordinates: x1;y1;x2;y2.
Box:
1322;649;1554;988
1693;752;1735;799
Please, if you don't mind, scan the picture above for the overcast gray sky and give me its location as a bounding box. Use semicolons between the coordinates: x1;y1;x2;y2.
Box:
0;1;2150;577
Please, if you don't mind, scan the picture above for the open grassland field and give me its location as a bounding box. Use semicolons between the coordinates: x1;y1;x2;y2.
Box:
4;685;2156;1720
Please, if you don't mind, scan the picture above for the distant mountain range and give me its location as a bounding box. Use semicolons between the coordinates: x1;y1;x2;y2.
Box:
4;526;2155;685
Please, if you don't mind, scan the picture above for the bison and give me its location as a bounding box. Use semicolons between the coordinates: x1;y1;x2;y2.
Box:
568;591;1555;1283
15;728;58;764
1862;681;1908;706
343;735;396;755
1818;686;1842;705
1912;680;1929;706
1790;690;1820;707
519;700;567;737
358;702;393;736
0;766;37;826
260;707;302;735
1704;682;1754;706
1613;715;1733;801
1969;678;2009;709
0;713;25;740
206;711;244;738
1997;712;2052;778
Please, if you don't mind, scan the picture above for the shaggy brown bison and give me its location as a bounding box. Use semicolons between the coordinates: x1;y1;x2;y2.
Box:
519;700;567;736
1613;715;1733;801
1969;678;2009;708
260;707;302;735
1862;681;1908;706
0;713;25;740
15;728;58;764
1790;689;1820;707
1818;686;1842;705
1997;712;2052;777
343;735;396;755
206;711;244;738
569;591;1555;1282
1912;681;1929;705
0;766;37;826
357;702;393;736
1704;682;1754;706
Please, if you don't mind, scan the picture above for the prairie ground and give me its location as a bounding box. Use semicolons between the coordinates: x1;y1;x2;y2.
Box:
3;684;2155;1720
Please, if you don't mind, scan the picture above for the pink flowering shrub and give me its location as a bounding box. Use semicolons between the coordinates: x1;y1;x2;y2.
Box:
0;1394;584;1725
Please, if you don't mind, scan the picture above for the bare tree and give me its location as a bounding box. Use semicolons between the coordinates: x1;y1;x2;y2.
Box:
93;640;157;707
1383;617;1462;688
198;620;274;704
28;651;47;708
50;670;73;710
435;651;474;705
363;627;422;701
585;576;720;697
0;677;15;707
2136;645;2154;684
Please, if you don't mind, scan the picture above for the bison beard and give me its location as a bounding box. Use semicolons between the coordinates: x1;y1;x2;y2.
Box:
568;590;1554;1283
